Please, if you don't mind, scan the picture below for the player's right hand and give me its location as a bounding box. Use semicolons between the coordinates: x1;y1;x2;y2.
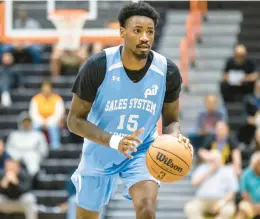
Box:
118;128;144;159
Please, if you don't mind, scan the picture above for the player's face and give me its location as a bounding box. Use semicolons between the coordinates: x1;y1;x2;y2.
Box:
121;16;155;60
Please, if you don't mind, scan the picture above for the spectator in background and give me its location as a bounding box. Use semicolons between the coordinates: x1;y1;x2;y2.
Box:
91;42;104;55
50;44;88;77
14;7;41;29
6;112;48;177
220;44;258;103
0;159;38;219
0;52;22;107
2;7;43;64
248;128;260;152
29;80;65;149
60;101;83;144
184;150;238;219
0;140;11;170
66;177;76;219
238;79;260;144
52;173;76;219
189;95;227;151
198;121;242;175
240;128;260;169
235;151;260;219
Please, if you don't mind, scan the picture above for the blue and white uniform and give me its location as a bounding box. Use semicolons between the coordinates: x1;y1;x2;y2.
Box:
71;45;182;211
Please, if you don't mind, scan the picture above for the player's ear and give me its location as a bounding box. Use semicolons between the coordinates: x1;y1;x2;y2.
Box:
120;27;126;38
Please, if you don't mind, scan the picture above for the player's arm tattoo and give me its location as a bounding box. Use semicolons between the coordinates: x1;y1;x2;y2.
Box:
67;94;112;146
161;99;180;136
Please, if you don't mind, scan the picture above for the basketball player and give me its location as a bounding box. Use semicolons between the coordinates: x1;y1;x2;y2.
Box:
67;2;192;219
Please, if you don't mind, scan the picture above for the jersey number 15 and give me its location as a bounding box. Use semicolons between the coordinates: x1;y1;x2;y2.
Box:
117;114;139;132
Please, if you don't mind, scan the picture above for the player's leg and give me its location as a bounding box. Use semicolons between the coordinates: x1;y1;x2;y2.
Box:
76;206;99;219
71;171;118;219
130;180;158;219
120;152;160;219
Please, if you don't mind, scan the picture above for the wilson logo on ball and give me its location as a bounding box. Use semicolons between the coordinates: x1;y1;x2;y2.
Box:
156;152;183;172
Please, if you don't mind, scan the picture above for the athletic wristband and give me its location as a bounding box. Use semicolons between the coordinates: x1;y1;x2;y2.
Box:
109;135;123;150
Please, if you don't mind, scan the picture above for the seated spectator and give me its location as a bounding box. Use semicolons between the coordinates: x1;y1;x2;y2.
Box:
60;101;83;144
91;42;104;54
66;176;76;219
238;79;260;144
240;128;260;168
12;7;42;63
29;80;65;149
220;44;258;103
189;95;227;151
198;121;242;175
184;150;239;219
248;128;260;152
0;139;11;170
51;172;76;219
50;44;88;77
2;7;43;64
6;112;48;177
0;52;22;107
235;151;260;219
0;159;38;219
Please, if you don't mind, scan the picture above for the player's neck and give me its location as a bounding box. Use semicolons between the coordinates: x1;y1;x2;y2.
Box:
121;46;147;70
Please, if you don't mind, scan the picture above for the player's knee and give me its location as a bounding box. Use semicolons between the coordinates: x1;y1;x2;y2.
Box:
138;206;155;219
135;198;156;218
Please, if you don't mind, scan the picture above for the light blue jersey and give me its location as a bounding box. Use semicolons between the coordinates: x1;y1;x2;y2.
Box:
77;45;167;176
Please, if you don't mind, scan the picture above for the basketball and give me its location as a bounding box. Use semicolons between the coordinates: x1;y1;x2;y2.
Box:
146;135;193;183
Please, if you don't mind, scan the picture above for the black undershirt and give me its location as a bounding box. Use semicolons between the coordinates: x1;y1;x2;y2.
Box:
72;48;182;103
224;57;257;75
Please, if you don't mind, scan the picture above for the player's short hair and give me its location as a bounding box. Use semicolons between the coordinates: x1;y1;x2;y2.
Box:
118;2;160;28
41;79;53;88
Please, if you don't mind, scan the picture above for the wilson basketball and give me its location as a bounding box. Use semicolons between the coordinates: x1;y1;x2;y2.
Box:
146;135;193;183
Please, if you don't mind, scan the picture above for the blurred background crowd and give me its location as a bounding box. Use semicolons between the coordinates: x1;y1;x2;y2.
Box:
0;1;259;219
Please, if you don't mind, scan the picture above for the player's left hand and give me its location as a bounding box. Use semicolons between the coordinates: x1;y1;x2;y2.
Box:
173;133;193;157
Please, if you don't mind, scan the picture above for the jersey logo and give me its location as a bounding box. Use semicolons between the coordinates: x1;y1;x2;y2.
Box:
112;76;120;81
144;85;159;98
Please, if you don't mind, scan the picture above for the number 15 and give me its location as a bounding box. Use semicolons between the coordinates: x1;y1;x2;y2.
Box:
117;114;139;132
